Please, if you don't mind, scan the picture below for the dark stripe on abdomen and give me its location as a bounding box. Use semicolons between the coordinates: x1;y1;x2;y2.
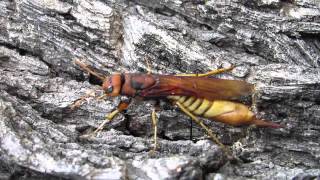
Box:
169;96;213;116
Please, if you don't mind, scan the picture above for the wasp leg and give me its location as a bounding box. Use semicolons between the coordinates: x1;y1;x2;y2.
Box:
92;109;120;134
177;66;234;77
82;100;131;138
71;90;109;110
251;84;258;112
144;56;153;74
149;108;158;154
96;94;108;100
175;101;234;159
70;90;97;110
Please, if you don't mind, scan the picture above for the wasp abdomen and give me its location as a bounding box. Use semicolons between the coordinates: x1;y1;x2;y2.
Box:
168;96;255;126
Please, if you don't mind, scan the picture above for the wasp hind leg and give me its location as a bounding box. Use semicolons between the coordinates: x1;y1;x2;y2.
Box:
175;101;234;159
177;66;234;77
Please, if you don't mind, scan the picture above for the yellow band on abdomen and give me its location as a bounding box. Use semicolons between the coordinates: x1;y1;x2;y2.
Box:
169;96;239;118
203;101;236;118
168;96;256;126
193;99;211;115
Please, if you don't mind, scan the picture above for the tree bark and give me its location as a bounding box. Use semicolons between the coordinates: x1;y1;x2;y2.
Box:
0;0;319;179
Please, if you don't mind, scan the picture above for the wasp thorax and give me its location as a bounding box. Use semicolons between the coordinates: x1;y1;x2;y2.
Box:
102;74;122;96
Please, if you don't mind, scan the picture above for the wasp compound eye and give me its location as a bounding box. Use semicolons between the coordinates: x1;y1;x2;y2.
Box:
107;86;113;93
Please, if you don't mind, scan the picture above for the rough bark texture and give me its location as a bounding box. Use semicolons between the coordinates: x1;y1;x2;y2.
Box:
0;0;319;179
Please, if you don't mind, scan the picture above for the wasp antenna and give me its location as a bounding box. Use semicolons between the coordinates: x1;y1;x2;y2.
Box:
251;117;285;128
74;59;106;81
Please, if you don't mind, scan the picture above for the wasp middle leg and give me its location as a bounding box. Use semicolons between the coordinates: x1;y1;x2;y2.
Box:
149;108;159;154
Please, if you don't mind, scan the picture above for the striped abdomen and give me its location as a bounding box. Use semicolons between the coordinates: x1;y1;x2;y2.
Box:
168;96;282;128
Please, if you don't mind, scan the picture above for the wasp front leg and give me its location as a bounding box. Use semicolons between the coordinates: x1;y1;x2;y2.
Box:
70;90;97;110
82;99;131;138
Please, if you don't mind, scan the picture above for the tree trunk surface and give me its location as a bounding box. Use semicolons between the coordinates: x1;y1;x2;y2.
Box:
0;0;319;179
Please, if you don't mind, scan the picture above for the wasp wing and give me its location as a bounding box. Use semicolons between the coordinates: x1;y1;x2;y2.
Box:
139;75;254;101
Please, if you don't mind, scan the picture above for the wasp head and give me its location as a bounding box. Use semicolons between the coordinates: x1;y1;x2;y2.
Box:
102;74;122;96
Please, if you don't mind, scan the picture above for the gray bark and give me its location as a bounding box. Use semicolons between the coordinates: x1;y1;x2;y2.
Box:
0;0;319;179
